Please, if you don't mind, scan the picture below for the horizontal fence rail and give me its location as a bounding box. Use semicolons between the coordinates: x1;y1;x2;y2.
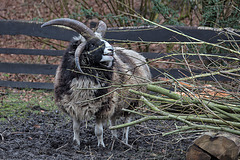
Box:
0;67;232;89
0;80;54;90
1;20;240;43
0;63;58;75
0;48;64;56
1;62;231;80
0;20;239;89
1;48;237;60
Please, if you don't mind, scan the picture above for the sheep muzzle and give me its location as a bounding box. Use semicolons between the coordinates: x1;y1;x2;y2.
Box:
100;55;114;68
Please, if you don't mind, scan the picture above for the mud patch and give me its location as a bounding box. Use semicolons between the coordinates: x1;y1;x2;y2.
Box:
0;111;194;159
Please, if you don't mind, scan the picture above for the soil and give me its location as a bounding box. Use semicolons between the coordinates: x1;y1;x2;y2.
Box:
0;108;194;160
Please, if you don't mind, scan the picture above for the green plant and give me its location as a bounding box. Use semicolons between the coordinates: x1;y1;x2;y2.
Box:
200;0;240;29
0;89;57;121
152;0;183;25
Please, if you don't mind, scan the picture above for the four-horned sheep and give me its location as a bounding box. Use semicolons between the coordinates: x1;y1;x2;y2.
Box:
41;18;151;147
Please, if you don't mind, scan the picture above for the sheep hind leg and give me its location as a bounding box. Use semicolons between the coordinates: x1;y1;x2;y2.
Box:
109;117;118;138
95;118;105;147
122;116;131;144
73;117;81;145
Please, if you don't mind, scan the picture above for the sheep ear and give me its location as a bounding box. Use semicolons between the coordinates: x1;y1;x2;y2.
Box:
95;20;107;38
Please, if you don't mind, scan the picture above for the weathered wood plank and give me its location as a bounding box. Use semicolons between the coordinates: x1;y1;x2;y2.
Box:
141;52;237;60
150;68;231;81
0;48;64;56
0;48;236;62
0;62;231;81
0;63;57;75
0;20;77;41
106;26;240;43
1;20;239;43
0;80;54;89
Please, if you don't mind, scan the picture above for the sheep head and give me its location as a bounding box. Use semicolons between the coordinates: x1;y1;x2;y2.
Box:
41;18;114;73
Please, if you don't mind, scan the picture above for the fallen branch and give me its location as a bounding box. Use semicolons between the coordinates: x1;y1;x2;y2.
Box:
147;85;240;120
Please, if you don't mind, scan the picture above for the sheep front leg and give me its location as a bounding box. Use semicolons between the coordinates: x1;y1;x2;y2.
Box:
95;118;105;147
122;116;131;144
73;117;81;145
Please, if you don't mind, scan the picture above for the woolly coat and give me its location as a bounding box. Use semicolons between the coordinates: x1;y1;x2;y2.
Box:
54;42;151;122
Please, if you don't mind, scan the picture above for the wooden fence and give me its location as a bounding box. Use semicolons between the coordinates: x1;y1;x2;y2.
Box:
0;20;239;89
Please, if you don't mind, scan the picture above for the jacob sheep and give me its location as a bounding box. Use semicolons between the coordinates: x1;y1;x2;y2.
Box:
41;18;151;147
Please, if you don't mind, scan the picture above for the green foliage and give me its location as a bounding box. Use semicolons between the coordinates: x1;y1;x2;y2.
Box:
70;7;99;20
32;17;44;22
66;0;185;27
40;0;240;29
152;0;183;25
3;73;10;78
192;0;240;61
200;0;240;29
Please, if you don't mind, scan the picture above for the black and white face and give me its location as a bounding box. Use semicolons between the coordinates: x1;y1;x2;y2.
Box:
100;39;114;68
84;38;114;68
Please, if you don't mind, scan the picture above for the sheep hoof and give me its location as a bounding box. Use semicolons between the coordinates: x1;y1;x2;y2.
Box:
97;140;105;148
122;138;128;145
73;138;80;146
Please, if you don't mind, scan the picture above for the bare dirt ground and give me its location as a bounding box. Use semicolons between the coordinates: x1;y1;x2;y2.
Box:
0;108;194;160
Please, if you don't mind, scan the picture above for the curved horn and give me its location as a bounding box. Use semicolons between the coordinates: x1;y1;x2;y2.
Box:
74;41;87;73
41;18;95;40
94;20;107;38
